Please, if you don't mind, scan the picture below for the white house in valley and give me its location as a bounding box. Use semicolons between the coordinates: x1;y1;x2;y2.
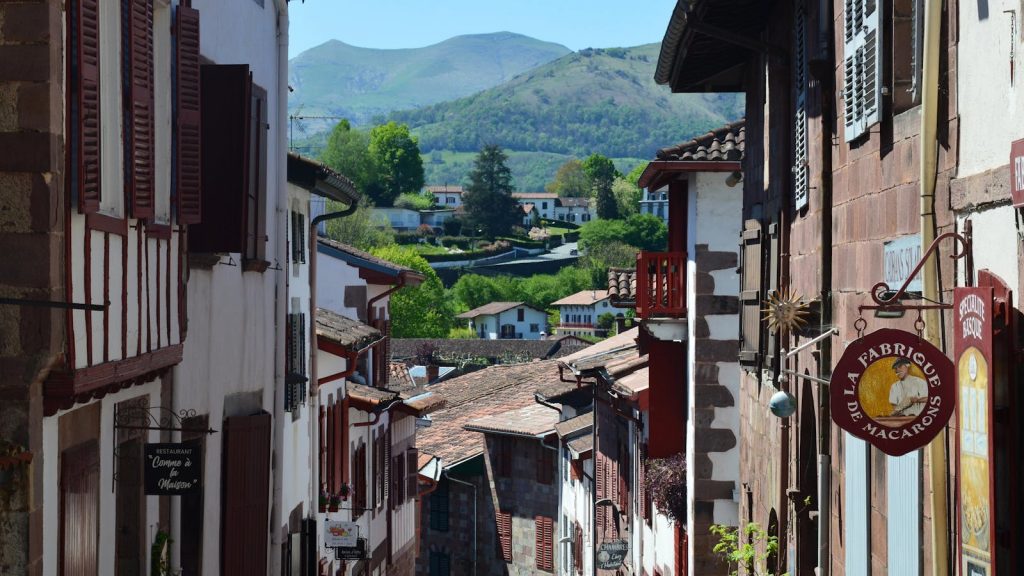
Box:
551;289;616;337
456;302;549;340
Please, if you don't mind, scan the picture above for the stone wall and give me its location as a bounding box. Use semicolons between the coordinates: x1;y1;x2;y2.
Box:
0;1;62;575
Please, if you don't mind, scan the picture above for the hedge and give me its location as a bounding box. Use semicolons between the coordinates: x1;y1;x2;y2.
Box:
496;237;545;249
421;247;515;263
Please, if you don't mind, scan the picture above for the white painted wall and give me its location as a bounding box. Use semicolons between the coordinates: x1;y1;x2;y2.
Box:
373;207;421;230
467;307;548;339
957;207;1020;307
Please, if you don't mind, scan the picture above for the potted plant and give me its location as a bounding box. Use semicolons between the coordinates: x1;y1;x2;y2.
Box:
339;483;352;501
318;488;329;513
328;492;341;512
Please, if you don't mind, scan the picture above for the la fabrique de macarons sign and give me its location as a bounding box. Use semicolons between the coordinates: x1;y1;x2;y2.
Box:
830;328;955;456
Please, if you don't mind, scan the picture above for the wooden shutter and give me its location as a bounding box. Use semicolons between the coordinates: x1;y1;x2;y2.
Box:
354;443;366;513
497;510;513;562
429;481;449;531
383;429;391;505
74;0;102;214
370;434;378;508
595;453;606;530
190;64;250;253
537;445;554;484
60;440;100;576
390;452;404;510
535;516;554;572
738;220;763;365
127;0;155;219
574;523;583;575
341;398;349;485
319;406;327;492
331;403;342;494
793;0;809;211
221;413;272;576
843;0;882;141
175;4;201;224
285;314;297;411
245;86;268;261
405;448;419;501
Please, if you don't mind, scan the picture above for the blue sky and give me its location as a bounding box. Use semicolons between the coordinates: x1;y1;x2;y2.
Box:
287;0;678;58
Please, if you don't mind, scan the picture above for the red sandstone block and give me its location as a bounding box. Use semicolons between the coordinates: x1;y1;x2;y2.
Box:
17;82;48;130
2;2;49;43
0;45;48;81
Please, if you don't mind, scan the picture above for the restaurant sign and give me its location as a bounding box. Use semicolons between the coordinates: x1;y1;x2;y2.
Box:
954;287;996;576
596;539;628;570
1011;138;1024;207
324;520;358;548
830;328;955;456
334;538;367;561
144;442;201;495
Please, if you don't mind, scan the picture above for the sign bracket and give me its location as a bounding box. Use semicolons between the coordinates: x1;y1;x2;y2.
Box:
112;404;215;492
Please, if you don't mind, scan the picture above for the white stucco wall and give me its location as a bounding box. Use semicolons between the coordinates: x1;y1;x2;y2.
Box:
470;307;548;339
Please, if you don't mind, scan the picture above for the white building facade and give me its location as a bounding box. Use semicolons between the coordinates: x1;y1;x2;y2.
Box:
456;302;549;340
552;290;615;337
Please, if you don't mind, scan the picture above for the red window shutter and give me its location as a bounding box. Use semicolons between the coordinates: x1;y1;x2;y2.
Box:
535;516;544;571
318;406;326;491
190;65;250;253
126;0;155;219
570;459;581;481
221;413;271;576
341;398;350;485
74;0;101;213
405;448;418;501
574;523;583;575
332;403;342;494
175;4;201;224
497;511;512;562
535;516;553;572
595;453;606;530
354;443;366;513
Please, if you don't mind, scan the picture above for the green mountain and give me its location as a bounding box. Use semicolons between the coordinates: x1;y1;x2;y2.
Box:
388;44;744;160
288;32;571;137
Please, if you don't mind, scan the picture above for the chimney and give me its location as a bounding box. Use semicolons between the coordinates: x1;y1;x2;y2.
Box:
426;364;440;384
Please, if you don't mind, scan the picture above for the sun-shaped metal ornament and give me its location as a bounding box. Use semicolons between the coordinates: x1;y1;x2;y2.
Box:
762;290;811;333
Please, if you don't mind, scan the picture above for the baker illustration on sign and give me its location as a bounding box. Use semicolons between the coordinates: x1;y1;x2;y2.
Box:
831;328;955;456
888;357;929;418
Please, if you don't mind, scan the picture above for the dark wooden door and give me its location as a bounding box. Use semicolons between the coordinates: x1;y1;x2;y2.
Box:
116;438;144;576
61;440;100;576
221;412;272;576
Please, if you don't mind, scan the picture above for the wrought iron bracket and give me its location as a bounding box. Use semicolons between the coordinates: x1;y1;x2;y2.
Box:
858;228;973;314
0;296;106;312
113;404;217;435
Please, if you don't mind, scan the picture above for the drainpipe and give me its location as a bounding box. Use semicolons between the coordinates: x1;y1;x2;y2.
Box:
444;471;477;576
919;1;949;574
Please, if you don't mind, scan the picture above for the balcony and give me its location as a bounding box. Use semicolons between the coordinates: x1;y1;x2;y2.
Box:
635;251;686;319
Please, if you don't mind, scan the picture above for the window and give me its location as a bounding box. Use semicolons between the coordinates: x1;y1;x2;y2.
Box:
429;481;450;532
517;309;525;322
68;0;102;214
542;201;548;209
537;445;555;485
534;516;554;572
793;0;809;211
290;211;306;264
574;523;583;575
892;0;924;112
738;220;764;366
354;442;367;518
843;0;882;141
429;551;450;576
530;323;540;333
285;313;307;412
497;510;513;562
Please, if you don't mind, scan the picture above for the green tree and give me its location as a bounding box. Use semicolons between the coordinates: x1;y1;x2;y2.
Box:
323;197;395;251
450;274;520;312
625;162;647;187
594;177;619;219
462;145;520;238
370;245;452;338
394;191;434;211
623;213;668;251
578;219;628;251
546;159;590;197
582;153;620;186
320;120;381;200
579;240;638;288
597;312;616;332
612;176;642;217
368;122;425;207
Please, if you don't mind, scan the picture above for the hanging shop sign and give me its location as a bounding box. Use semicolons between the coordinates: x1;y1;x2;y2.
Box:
1011;137;1024;208
954;287;997;576
596;539;628;570
144;442;201;495
324;520;358;548
830;328;955;456
334;538;367;561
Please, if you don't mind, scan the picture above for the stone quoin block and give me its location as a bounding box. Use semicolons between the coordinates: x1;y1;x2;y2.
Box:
695;428;737;453
0;45;49;82
1;3;50;43
696;294;739;315
694;384;736;408
695;247;738;271
0;132;50;171
694;338;739;363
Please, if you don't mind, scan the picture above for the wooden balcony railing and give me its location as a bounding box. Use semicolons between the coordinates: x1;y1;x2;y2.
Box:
636;251;687;318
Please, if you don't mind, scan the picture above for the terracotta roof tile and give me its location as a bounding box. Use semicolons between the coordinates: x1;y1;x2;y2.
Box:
315;309;381;351
426;185;464;194
346;382;398;408
416;360;563;466
464;404;560;437
567;435;593;457
391;337;589;364
558;197;591;208
607;268;636;305
656;119;745;162
455;301;545;319
512;192;558;200
317;237;425;284
554;412;593;438
387;362;417;392
399;390;446;414
551;290;610;307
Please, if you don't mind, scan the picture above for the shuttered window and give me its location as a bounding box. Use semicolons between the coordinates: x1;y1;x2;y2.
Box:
429;481;449;532
291;211;306;264
405;448;419;501
497;510;513;562
175;4;201;224
331;402;343;494
428;551;450;576
739;220;764;366
843;0;882;141
535;515;554;572
245;85;269;263
285;313;307;412
319;406;327;496
125;0;155;219
793;0;809;211
70;0;102;214
391;451;404;509
354;443;366;516
221;413;272;576
190;64;250;253
595;453;607;531
574;523;583;575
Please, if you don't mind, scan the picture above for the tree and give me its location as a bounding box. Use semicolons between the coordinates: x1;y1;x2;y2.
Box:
368;122;424;207
594;177;619;219
623;213;668;251
582;153;620;187
450;274;520;312
578;219;628;251
320;120;381;200
612;176;642;217
462;145;520;238
546;159;590;197
323;197;394;251
370;245;452;338
579;240;638;288
625;162;647;187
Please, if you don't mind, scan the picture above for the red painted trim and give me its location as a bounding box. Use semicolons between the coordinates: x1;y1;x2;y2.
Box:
43;343;184;415
63;0;75;372
122;230;128;359
145;222;172;239
317;371;348;386
103;233;109;363
178;232;186;340
156;237;161;349
137;229;143;355
84;224;93;366
637;160;742;188
144;234;151;353
166;237;171;345
86;212;128;235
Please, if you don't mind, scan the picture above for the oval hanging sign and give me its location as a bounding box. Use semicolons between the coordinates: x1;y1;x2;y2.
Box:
830;328;955;456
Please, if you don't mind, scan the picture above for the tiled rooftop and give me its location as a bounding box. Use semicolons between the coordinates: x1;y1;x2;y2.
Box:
656;119;745;162
317;237;424;283
551;290;610;307
567;435;593;457
416;360;563;466
315;309;381;351
464;404;560;437
554;412;593;438
456;301;541;319
607;268;637;306
391;337;590;363
387;362;417;392
346;382;398;408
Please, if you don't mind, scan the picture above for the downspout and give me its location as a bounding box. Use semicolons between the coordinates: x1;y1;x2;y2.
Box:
444;471;477;576
919;1;949;575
